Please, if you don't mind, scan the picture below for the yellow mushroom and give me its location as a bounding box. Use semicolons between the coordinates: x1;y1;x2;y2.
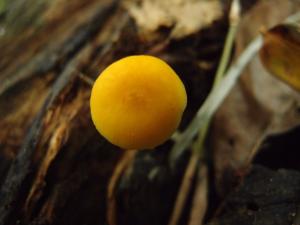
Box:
90;55;187;150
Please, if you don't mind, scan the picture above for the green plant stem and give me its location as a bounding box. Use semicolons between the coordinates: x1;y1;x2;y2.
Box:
192;118;210;155
213;22;238;87
193;0;240;155
168;2;241;225
0;0;6;14
169;35;263;166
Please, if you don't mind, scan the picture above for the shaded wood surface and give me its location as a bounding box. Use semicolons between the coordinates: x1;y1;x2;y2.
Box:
0;0;227;224
3;1;298;225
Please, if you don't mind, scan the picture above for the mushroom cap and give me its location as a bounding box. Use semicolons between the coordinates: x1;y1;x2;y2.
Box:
90;55;187;149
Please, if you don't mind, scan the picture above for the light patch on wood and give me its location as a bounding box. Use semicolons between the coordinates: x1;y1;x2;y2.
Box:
24;122;70;214
126;0;222;39
23;86;86;218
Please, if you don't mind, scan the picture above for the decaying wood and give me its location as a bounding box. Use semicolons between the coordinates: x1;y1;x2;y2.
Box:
208;165;300;225
0;0;125;224
0;0;119;96
1;1;279;225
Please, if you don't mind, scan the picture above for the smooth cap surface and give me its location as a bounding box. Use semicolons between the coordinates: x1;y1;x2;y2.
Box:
90;55;187;149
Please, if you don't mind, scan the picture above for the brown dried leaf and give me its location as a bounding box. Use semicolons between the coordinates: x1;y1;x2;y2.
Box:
260;24;300;92
211;0;300;195
126;0;222;39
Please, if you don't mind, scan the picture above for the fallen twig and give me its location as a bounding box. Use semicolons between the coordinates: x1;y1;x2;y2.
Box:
107;150;137;225
188;164;208;225
168;153;199;225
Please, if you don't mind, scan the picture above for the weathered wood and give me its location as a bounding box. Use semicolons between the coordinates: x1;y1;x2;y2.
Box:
0;1;122;224
208;165;300;225
0;0;230;225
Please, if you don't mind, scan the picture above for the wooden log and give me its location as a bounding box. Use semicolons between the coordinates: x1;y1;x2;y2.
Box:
0;0;229;224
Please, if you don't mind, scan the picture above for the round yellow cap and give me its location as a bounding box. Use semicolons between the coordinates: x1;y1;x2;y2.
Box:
90;55;187;149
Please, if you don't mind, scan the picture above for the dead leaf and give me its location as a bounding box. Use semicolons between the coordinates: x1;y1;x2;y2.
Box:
125;0;222;39
211;0;300;195
260;24;300;92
